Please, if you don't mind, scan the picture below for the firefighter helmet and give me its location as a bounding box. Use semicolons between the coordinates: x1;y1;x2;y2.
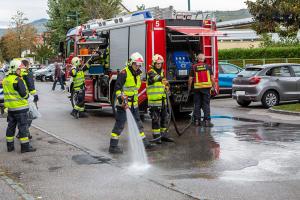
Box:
152;54;164;65
129;52;144;66
72;57;81;67
9;59;24;73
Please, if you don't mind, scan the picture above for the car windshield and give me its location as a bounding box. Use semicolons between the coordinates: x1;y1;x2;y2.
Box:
0;71;5;80
238;68;262;78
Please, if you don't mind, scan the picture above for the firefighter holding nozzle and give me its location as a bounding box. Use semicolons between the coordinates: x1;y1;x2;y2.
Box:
108;52;155;154
147;54;174;144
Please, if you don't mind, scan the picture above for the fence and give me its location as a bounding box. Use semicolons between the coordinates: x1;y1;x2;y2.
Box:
219;58;300;67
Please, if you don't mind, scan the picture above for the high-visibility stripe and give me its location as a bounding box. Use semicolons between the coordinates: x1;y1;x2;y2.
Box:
139;132;145;138
8;106;29;111
111;132;120;139
152;129;161;135
74;105;84;111
19;137;29;143
160;128;167;132
30;90;37;95
6;136;14;142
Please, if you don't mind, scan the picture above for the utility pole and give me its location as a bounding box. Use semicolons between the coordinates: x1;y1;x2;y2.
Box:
188;0;191;11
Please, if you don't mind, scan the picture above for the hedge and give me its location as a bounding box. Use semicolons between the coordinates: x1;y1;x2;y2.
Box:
218;47;300;60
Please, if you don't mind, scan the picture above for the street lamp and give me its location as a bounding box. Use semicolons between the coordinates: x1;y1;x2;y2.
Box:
188;0;191;11
67;11;79;26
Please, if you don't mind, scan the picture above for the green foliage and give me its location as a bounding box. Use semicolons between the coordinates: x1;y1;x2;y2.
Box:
246;0;300;40
219;47;300;60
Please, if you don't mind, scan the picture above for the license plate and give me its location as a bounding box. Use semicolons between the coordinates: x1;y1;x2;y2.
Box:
178;70;187;76
236;91;245;95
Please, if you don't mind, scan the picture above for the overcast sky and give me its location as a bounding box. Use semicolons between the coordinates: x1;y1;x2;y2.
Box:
0;0;248;28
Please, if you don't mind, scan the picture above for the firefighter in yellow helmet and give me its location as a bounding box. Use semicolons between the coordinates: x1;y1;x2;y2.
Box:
3;59;36;153
147;54;174;144
109;52;155;154
69;56;92;119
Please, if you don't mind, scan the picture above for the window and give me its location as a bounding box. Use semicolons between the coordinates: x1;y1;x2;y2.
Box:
239;68;261;78
220;64;240;74
291;65;300;77
268;66;291;77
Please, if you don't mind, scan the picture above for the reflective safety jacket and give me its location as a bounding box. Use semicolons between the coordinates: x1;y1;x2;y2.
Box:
193;63;212;89
21;69;37;95
147;67;166;107
3;74;29;112
70;63;90;91
115;66;141;107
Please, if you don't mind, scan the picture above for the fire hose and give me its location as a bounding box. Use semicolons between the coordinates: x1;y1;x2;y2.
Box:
166;91;193;137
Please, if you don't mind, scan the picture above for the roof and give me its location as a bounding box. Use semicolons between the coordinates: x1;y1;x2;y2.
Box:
246;63;300;68
217;17;254;29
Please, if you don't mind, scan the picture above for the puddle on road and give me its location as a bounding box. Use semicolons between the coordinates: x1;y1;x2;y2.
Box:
72;154;111;165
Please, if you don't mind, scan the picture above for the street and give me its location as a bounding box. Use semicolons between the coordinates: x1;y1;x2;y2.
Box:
1;82;300;200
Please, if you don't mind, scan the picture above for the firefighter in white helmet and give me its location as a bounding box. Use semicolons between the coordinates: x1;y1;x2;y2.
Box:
69;56;92;119
109;52;155;154
3;59;36;153
147;54;174;144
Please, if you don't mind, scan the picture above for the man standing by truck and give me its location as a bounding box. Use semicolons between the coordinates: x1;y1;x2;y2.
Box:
3;60;36;153
147;54;174;144
188;54;215;127
109;52;155;154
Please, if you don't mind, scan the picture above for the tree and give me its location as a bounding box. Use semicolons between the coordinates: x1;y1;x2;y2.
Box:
246;0;300;41
47;0;122;54
0;11;37;60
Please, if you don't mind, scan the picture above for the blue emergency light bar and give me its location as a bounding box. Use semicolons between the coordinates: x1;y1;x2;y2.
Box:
132;11;153;19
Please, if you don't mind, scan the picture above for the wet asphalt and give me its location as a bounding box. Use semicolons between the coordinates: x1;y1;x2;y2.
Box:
0;81;300;199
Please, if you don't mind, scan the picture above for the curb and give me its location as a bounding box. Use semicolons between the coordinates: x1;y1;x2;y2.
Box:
269;108;300;116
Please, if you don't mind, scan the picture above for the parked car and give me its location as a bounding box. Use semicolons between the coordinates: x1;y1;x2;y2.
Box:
232;63;300;108
218;62;242;94
0;69;5;114
34;63;61;82
29;64;41;74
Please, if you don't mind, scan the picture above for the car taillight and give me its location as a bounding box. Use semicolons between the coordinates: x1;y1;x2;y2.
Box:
249;76;261;85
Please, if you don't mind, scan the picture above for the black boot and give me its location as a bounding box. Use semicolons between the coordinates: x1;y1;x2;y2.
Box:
70;109;79;119
194;119;201;126
7;142;15;152
204;120;214;127
109;139;123;154
161;132;175;143
79;112;88;118
152;134;162;144
21;143;36;153
143;138;156;150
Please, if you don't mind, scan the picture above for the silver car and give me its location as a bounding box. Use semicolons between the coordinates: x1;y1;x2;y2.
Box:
232;63;300;108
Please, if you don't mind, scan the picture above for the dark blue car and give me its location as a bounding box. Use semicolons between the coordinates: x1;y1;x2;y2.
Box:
218;62;242;94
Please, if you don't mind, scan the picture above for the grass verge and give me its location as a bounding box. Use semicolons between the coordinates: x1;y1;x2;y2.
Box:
273;103;300;112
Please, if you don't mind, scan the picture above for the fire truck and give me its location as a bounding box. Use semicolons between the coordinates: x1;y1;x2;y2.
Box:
64;7;221;115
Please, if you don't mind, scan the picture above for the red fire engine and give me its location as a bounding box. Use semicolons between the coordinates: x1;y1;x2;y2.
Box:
64;7;222;115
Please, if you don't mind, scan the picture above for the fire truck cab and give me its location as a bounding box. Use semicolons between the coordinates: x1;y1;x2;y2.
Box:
64;7;221;114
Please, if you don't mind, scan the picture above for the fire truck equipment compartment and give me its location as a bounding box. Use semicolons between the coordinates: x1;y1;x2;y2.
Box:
172;51;192;77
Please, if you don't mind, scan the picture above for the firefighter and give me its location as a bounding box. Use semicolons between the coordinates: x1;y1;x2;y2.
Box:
3;60;36;153
188;54;215;127
147;54;174;144
15;59;39;139
100;47;109;69
109;52;155;154
69;56;92;119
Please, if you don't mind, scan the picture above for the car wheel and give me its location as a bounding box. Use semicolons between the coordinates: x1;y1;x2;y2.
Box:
237;99;251;107
261;90;279;108
41;76;46;82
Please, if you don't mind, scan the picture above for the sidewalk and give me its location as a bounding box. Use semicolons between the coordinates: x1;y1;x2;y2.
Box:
0;119;193;200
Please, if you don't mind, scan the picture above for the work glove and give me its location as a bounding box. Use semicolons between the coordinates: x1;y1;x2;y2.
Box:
33;95;39;102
